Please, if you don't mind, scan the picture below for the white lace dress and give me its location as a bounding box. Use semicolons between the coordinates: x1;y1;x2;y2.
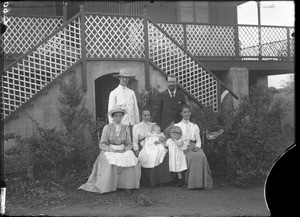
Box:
138;132;167;168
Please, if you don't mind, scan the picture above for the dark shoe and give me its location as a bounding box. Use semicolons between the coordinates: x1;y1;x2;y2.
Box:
176;179;185;188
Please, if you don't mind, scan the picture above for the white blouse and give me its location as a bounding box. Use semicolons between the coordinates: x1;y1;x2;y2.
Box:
132;121;156;151
174;119;202;148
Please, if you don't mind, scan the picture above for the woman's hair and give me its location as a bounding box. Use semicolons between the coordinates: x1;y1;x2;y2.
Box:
111;111;125;117
141;109;150;115
179;104;191;113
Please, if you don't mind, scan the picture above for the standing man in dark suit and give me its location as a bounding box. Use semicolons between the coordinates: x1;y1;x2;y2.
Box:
154;75;187;137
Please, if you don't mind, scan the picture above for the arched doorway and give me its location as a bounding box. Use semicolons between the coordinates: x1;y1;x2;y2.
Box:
94;73;138;120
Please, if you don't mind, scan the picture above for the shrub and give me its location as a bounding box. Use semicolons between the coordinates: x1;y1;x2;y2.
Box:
5;75;104;186
140;84;287;187
136;84;161;121
223;85;286;186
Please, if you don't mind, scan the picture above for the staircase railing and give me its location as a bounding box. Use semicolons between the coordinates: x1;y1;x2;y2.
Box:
1;13;82;118
147;17;238;112
1;14;64;55
1;8;240;119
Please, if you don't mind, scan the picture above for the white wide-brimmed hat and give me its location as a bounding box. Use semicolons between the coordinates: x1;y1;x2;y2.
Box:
113;68;136;78
107;105;127;117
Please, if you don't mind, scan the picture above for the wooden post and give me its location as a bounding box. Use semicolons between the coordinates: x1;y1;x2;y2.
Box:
234;24;239;60
80;5;87;91
63;1;68;22
143;8;150;90
217;81;221;112
183;23;187;50
286;27;291;59
257;1;262;60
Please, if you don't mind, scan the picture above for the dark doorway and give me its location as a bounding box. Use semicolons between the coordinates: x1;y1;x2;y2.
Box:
95;74;119;120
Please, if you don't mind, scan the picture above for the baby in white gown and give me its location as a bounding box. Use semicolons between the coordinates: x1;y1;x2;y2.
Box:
138;124;167;168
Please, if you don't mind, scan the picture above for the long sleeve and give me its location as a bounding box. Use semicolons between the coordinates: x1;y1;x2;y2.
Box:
99;125;111;151
108;90;116;124
132;124;139;151
194;124;202;148
124;125;133;150
132;92;140;125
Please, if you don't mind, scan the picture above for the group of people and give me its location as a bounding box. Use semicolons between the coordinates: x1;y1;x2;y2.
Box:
79;68;213;194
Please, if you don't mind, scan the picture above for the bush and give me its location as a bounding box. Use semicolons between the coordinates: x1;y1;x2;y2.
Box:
5;75;104;188
169;84;286;187
136;84;161;121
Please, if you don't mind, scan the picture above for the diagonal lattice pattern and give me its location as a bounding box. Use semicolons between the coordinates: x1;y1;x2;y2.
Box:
148;21;218;112
186;24;235;56
157;23;184;47
239;26;294;60
1;15;63;54
1;17;81;118
85;15;145;58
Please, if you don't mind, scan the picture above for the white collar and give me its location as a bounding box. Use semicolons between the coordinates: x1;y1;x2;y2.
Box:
142;120;152;125
113;122;122;127
182;119;190;124
168;88;177;96
118;84;127;90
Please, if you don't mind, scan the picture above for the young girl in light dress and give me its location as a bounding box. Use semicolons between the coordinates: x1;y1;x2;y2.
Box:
166;125;187;187
138;124;168;168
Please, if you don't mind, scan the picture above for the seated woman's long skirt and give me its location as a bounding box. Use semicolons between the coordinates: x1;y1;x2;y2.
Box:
79;151;141;194
140;154;174;187
185;149;213;189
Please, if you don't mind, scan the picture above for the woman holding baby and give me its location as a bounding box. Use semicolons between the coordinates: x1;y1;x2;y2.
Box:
132;109;174;187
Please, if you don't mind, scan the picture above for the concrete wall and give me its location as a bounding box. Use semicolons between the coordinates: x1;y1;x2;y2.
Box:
4;66;83;150
4;60;175;149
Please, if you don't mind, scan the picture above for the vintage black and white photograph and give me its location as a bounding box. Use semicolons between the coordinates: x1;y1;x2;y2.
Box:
1;1;295;216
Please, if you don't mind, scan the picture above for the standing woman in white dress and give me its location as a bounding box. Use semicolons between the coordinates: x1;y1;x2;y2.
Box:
79;105;141;194
174;104;213;189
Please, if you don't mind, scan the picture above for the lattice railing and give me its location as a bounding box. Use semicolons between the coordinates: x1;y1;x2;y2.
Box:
149;20;221;112
85;14;145;59
239;25;294;59
1;15;63;54
186;24;235;56
1;15;81;118
157;22;294;60
157;23;185;47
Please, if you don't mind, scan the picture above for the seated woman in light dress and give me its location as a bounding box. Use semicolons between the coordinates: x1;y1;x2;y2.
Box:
138;124;167;168
79;105;141;194
133;110;174;187
174;104;213;189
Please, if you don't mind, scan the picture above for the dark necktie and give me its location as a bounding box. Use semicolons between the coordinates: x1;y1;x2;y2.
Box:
171;92;175;98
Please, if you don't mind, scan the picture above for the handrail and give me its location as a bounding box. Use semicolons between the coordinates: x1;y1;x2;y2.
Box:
3;12;81;73
2;61;83;123
3;14;64;19
149;60;204;108
85;11;143;18
148;16;239;100
157;21;294;29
